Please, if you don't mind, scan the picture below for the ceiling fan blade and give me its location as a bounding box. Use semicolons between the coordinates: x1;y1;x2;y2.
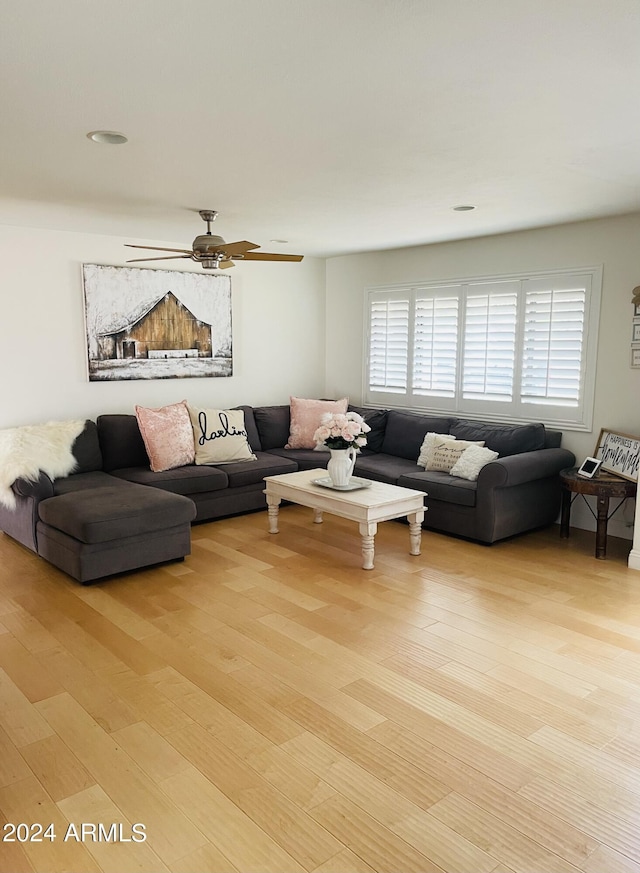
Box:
240;252;304;262
126;255;193;263
218;260;236;269
125;244;193;255
217;240;260;256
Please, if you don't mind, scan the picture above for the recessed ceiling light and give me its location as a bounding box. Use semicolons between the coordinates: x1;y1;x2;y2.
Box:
270;239;288;244
452;205;475;212
87;130;128;145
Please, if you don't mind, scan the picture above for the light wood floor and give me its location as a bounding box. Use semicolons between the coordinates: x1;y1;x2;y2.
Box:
0;508;639;873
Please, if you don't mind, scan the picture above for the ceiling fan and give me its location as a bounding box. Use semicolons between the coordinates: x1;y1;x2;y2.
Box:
125;210;303;270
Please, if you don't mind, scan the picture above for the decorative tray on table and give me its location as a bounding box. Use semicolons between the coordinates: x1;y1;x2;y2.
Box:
311;476;372;492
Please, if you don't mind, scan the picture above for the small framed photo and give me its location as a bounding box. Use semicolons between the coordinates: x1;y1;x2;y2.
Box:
633;323;640;343
632;346;640;368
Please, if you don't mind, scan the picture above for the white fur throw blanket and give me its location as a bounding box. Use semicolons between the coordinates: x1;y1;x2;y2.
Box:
0;420;86;509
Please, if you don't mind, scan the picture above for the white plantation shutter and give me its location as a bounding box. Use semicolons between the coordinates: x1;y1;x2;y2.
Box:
462;284;518;402
521;280;587;407
368;296;409;393
413;294;459;397
365;267;600;429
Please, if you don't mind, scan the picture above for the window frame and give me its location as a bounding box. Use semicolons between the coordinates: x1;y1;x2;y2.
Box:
362;265;602;432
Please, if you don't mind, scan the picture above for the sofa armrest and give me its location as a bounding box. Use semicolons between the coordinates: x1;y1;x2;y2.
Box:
0;473;54;553
477;448;576;489
12;472;55;500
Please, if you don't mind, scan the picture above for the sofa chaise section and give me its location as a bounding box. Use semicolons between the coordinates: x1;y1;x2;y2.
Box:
37;477;196;583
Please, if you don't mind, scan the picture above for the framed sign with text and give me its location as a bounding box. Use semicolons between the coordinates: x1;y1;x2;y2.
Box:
594;428;640;482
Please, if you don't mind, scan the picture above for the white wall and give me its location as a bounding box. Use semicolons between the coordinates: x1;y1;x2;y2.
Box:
325;213;640;541
0;224;326;428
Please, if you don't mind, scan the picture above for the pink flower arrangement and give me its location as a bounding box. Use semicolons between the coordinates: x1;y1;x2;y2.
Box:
313;411;371;451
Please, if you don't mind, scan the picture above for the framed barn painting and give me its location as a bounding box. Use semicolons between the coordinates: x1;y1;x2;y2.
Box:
82;264;232;381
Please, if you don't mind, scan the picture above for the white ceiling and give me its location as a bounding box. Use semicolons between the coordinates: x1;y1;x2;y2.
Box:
1;0;640;258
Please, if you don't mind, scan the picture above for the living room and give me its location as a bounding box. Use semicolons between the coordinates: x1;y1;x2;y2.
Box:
1;2;640;872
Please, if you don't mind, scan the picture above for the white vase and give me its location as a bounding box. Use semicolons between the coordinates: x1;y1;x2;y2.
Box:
327;447;357;487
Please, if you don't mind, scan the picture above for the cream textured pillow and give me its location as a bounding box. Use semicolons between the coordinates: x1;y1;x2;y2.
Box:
418;432;452;468
450;444;499;480
189;407;257;465
423;436;485;472
285;396;348;449
135;400;195;473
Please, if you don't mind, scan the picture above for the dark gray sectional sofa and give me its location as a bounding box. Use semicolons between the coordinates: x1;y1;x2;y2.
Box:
0;403;575;582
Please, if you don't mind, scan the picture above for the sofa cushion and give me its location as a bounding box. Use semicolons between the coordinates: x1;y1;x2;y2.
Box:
188;406;257;465
544;429;563;449
234;405;262;452
418;434;484;470
253;405;290;450
38;483;195;545
224;452;298;487
72;421;103;473
425;437;486;472
54;471;128;495
354;452;422;485
286;397;349;449
110;464;228;495
381;411;453;461
449;419;546;457
98;415;150;472
135;400;195;472
397;471;478;507
348;406;388;453
267;447;330;472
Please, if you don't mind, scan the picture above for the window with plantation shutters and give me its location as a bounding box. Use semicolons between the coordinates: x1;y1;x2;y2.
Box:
520;280;587;407
368;296;409;393
462;284;518;402
413;294;458;397
365;267;601;430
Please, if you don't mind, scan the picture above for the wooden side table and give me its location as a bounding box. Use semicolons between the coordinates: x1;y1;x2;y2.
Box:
560;468;637;559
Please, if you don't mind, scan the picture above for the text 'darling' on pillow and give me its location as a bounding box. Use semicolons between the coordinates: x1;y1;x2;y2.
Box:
189;407;257;465
450;444;499;481
134;400;195;473
285;396;348;449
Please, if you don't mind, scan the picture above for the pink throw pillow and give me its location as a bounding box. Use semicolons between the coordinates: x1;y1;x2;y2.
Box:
285;396;348;449
135;400;195;472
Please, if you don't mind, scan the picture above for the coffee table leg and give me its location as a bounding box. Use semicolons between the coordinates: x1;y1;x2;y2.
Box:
266;494;281;534
314;509;323;524
408;510;424;556
359;522;377;570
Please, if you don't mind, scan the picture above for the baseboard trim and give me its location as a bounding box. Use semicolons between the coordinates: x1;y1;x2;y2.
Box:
628;548;640;570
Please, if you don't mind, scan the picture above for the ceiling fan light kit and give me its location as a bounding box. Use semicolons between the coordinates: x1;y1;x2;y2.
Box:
125;210;303;270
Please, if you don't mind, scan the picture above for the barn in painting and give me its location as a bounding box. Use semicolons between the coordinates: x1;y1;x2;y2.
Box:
96;291;214;360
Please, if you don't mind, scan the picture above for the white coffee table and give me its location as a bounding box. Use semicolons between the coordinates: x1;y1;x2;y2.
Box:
263;468;426;570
